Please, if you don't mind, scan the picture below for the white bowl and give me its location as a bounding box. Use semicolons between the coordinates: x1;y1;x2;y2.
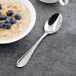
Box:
0;0;36;44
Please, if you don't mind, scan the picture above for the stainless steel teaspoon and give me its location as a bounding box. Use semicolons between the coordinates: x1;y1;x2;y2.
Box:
17;13;63;67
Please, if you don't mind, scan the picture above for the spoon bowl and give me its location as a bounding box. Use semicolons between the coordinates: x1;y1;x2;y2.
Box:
44;13;62;34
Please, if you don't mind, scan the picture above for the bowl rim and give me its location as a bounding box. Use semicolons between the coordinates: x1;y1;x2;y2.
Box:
0;0;36;44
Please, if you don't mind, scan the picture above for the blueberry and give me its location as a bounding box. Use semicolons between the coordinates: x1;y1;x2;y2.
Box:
0;15;6;20
11;19;17;24
0;4;2;9
2;15;6;20
5;19;10;23
7;10;13;16
6;16;12;20
0;15;3;20
0;22;4;27
5;23;11;29
14;13;21;20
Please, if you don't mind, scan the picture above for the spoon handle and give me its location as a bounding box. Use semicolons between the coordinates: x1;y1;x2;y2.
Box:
17;33;47;67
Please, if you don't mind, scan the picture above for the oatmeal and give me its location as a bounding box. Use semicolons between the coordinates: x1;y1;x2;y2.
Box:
0;0;31;40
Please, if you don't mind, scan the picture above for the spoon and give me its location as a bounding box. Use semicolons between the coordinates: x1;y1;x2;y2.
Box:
17;13;63;67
